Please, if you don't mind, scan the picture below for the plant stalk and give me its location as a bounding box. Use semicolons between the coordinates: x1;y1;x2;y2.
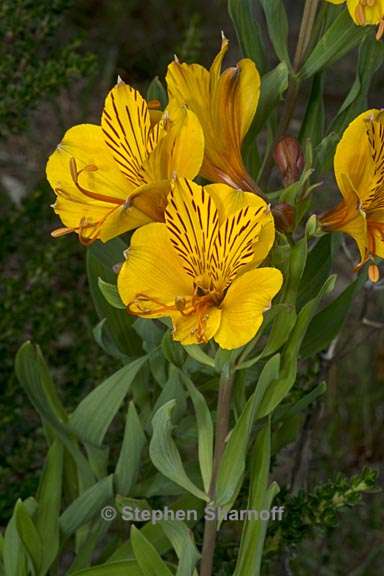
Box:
200;364;235;576
260;0;320;186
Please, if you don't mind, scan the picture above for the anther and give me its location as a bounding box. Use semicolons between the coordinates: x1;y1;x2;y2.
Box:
368;263;380;283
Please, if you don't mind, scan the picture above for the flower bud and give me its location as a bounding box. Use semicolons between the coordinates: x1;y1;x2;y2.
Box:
272;203;295;233
274;136;305;186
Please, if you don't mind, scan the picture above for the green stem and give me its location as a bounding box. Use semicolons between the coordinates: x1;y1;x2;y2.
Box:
260;0;320;187
200;363;235;576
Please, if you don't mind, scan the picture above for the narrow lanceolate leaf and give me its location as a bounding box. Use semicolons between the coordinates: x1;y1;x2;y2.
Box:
97;278;126;309
228;0;266;72
234;419;277;576
301;273;365;358
180;371;214;494
15;342;95;489
115;402;146;495
71;560;143;576
299;73;325;148
60;475;114;536
70;357;147;447
15;501;43;576
300;10;368;80
130;526;173;576
297;235;334;308
35;439;64;575
215;355;280;506
259;0;291;67
149;401;209;502
160;520;200;576
256;275;336;417
3;508;28;576
87;239;142;358
329;34;384;137
252;63;289;136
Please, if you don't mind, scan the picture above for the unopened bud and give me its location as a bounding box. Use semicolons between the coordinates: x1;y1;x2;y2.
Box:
272;203;295;233
274;136;305;187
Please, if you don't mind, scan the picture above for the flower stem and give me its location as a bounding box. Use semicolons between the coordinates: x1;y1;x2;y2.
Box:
260;0;320;186
200;363;235;576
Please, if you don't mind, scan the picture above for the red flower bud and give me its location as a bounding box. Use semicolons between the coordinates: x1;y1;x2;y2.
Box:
272;203;295;233
274;136;305;187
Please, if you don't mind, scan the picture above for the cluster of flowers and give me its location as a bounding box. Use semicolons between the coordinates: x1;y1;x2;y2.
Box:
46;34;384;349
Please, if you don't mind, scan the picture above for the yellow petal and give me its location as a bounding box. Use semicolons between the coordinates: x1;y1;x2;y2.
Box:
205;183;275;266
171;306;222;346
143;103;204;181
214;268;283;350
47;124;151;241
117;223;193;316
346;0;384;25
334;109;382;206
166;40;260;191
101;80;164;186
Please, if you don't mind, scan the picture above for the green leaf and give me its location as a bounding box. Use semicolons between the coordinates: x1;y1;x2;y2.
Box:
252;63;289;135
160;520;200;576
87;239;141;357
329;33;384;135
15;342;95;489
228;0;266;72
97;278;125;309
234;419;276;576
273;381;327;423
15;500;43;576
299;73;325;148
60;475;114;536
70;357;147;447
67;521;109;574
259;0;291;67
183;344;215;368
130;526;173;576
161;331;185;368
256;275;336;417
115;402;146;495
149;401;209;501
3;507;28;576
301;274;364;358
71;560;143;576
180;372;214;494
300;10;367;79
152;365;187;422
215;355;280;506
297;235;334;308
147;76;168;109
35;439;63;575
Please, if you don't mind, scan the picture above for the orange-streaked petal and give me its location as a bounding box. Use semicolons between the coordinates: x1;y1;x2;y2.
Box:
101;80;164;187
214;268;283;350
205;183;275;266
143;103;204;182
334;109;383;206
46;124;153;242
171;306;222;346
166;39;260;191
117;222;193;316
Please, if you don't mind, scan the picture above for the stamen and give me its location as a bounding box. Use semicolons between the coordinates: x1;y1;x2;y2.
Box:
355;2;366;24
368;263;380;283
69;157;124;206
376;18;384;40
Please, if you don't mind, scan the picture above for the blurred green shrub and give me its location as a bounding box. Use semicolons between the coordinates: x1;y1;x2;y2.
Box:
0;0;96;137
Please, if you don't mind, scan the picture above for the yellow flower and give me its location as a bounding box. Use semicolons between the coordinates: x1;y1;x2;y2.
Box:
326;0;384;39
166;36;262;194
320;109;384;280
117;178;282;350
46;79;204;244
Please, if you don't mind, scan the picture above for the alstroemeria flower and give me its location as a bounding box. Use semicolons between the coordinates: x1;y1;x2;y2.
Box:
118;178;282;350
166;36;262;194
46;79;204;244
326;0;384;40
320;109;384;280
